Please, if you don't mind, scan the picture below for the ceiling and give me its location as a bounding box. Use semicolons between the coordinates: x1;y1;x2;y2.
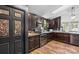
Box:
28;5;62;18
28;5;78;19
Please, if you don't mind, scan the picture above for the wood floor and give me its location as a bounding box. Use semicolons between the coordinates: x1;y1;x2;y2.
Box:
30;40;79;54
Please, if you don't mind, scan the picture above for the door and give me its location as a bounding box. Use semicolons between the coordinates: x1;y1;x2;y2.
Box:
12;9;24;53
0;6;25;54
0;6;10;54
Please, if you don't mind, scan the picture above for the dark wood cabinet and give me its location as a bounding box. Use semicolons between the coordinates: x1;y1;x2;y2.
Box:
0;6;25;54
28;35;40;52
0;6;10;54
40;34;47;47
12;8;24;54
0;43;9;54
47;33;54;42
28;37;35;52
28;13;37;31
49;20;54;29
51;32;70;43
48;16;61;30
44;32;70;44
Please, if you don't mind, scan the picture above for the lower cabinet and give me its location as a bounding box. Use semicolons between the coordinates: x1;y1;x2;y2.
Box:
0;43;9;54
47;33;54;42
53;33;70;43
40;34;47;47
14;40;22;54
28;35;40;52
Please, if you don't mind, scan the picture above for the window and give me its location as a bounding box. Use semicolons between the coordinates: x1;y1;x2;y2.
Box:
70;22;79;32
61;22;69;32
61;21;79;32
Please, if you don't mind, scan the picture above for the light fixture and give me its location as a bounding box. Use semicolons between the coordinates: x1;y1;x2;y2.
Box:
71;7;76;19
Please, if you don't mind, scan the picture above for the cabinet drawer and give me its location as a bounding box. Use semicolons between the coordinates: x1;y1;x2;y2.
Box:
28;37;35;52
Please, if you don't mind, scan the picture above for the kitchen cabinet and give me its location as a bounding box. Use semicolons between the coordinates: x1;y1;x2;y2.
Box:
47;33;54;42
48;16;61;30
44;32;70;43
28;13;37;31
47;32;70;43
0;6;11;54
0;6;25;54
28;35;40;52
40;34;47;47
54;33;70;43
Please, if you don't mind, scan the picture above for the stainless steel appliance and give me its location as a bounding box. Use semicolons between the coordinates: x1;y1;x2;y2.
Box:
40;33;47;47
70;34;79;46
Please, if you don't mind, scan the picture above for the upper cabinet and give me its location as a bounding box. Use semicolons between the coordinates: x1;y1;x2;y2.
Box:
13;9;23;18
48;16;61;30
28;13;38;31
0;9;9;16
28;13;50;31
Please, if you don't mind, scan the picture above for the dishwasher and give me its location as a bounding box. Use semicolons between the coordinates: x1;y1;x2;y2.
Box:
40;33;47;47
70;34;79;46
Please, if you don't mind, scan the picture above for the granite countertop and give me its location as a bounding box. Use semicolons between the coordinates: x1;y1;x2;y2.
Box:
28;32;40;37
41;30;79;35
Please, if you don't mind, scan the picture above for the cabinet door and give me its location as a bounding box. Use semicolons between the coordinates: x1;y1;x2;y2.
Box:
31;15;35;30
0;6;25;54
48;20;54;29
28;14;32;30
28;37;35;52
47;33;53;42
48;17;61;30
28;36;40;52
34;36;40;48
0;6;10;54
14;40;22;53
64;34;70;43
12;9;24;54
28;14;37;31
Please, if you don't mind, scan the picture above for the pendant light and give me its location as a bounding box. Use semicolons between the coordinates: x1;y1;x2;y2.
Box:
71;7;76;19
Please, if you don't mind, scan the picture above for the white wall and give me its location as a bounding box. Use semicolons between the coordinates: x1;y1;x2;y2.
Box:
50;6;79;32
51;6;79;22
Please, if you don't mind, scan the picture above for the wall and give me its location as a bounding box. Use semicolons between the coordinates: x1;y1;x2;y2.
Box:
51;6;79;22
51;6;79;32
